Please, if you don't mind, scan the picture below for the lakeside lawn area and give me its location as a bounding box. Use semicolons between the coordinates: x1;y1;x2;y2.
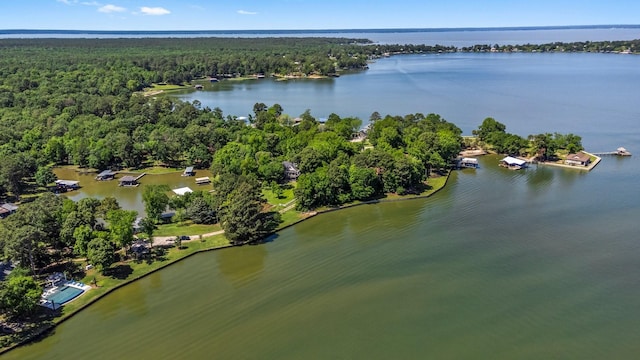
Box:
0;233;231;353
142;83;187;96
154;221;222;237
262;187;295;205
1;172;450;353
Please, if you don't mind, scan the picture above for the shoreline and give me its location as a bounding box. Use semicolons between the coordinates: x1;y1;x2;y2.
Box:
0;172;450;355
536;151;602;171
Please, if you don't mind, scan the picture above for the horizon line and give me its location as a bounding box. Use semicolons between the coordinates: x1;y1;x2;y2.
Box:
2;24;640;33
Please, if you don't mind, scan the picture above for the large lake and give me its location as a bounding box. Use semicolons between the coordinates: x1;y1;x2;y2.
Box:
6;31;640;359
176;52;640;150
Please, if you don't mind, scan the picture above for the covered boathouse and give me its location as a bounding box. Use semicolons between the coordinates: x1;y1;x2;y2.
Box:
459;157;479;168
118;176;139;187
95;170;116;181
499;156;527;170
55;180;80;192
182;166;195;176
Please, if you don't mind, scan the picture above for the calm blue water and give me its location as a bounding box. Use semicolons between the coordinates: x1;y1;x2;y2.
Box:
177;52;640;152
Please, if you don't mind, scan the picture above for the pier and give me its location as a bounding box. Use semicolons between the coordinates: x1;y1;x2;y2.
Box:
591;147;632;156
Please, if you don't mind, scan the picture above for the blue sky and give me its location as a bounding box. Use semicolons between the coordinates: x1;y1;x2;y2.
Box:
1;0;639;30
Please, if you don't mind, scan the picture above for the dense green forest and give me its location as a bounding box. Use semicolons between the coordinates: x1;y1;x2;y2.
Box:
461;39;640;53
0;37;465;319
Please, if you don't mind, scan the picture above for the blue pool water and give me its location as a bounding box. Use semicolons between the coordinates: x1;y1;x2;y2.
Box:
45;286;84;305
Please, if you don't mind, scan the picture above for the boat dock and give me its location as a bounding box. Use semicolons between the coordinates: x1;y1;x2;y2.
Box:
195;177;211;185
591;147;632;156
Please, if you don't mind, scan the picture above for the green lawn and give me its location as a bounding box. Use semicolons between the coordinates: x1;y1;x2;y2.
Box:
262;186;295;206
154;221;221;237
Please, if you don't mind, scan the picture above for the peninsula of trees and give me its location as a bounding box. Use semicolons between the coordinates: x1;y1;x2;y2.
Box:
0;36;593;343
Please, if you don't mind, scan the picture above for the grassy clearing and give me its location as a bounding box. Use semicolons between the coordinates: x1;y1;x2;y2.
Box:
262;187;295;206
154;222;222;237
277;209;307;229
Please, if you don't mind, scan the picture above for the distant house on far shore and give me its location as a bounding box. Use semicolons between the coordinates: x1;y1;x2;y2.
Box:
565;151;591;166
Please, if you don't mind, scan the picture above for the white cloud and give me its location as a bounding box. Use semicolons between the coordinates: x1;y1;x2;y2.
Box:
140;6;171;16
237;10;258;15
81;1;101;6
99;4;126;13
57;0;78;5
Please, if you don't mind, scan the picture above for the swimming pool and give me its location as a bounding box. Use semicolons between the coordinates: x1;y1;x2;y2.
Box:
44;285;85;306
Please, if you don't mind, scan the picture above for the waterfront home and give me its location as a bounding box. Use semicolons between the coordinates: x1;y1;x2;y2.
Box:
95;169;116;181
118;176;139;187
182;166;195;176
55;179;80;191
172;187;193;196
0;203;18;219
283;161;301;180
565;151;591;166
0;206;10;219
499;156;527;170
160;210;175;223
130;240;151;259
460;157;479;168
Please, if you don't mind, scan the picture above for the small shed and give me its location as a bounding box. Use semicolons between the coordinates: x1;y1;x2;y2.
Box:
182;166;195;177
118;176;138;187
500;156;527;170
172;187;193;196
565;152;591;166
95;170;116;181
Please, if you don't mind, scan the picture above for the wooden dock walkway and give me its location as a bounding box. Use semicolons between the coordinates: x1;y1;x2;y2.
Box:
592;147;632;156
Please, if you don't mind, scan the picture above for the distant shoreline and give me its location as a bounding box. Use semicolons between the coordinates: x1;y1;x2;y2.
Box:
2;24;640;36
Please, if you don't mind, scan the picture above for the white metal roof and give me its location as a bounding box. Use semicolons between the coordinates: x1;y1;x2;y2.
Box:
501;156;526;166
172;187;193;196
